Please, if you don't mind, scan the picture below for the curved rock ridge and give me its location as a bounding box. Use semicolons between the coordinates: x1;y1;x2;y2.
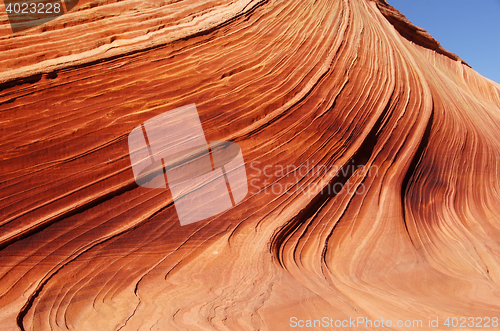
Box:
374;0;469;65
1;0;500;330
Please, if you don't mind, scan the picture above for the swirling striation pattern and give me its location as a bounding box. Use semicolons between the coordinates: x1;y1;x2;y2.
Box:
1;0;500;330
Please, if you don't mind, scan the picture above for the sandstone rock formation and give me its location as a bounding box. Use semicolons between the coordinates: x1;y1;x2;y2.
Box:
1;0;500;330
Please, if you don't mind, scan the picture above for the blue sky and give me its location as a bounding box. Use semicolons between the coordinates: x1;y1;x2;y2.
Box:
388;0;500;84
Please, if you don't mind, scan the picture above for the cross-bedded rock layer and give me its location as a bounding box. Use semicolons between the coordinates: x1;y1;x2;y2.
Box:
1;0;500;330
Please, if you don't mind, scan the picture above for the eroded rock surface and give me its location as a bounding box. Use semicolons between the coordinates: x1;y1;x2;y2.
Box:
1;0;500;330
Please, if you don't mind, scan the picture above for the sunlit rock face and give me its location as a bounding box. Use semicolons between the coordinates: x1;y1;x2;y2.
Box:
1;0;500;330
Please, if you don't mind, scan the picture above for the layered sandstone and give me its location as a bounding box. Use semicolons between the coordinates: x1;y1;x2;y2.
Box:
1;0;500;330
